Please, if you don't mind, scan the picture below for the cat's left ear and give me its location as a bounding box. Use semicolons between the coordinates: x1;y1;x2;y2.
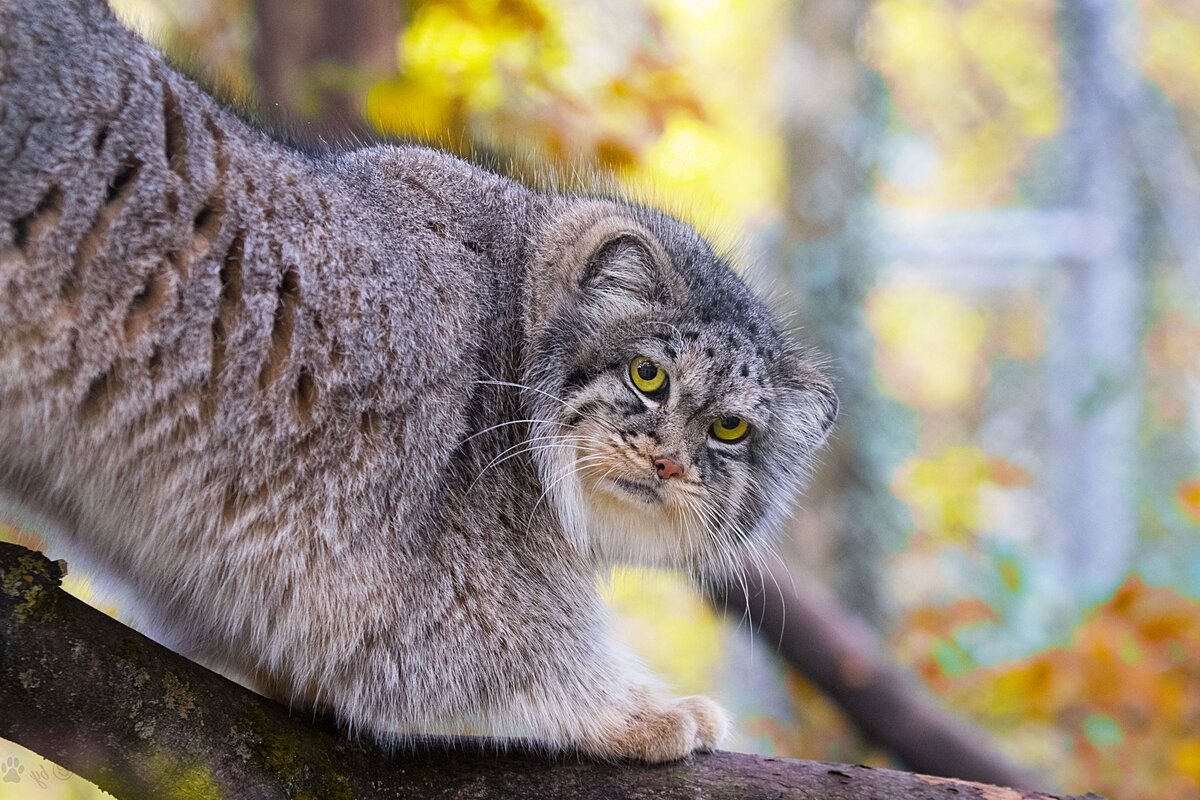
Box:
788;368;839;448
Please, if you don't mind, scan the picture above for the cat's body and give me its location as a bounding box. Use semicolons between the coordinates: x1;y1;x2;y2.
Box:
0;0;836;761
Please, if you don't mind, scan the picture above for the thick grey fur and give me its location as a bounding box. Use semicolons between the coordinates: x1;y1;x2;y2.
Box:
0;0;836;761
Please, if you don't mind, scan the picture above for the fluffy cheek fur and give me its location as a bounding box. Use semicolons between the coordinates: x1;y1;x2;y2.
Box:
535;408;756;571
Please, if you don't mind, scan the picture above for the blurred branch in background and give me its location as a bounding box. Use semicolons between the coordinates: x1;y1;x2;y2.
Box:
708;559;1045;791
251;0;402;139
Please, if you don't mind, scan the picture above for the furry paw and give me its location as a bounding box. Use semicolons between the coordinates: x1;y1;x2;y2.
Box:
590;694;730;763
672;695;729;752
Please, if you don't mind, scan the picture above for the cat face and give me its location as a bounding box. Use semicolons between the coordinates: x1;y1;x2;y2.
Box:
525;202;837;573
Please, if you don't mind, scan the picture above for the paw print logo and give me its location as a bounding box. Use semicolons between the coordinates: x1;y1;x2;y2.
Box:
0;756;23;783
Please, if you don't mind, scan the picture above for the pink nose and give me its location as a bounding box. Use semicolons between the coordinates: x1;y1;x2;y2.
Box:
654;457;683;480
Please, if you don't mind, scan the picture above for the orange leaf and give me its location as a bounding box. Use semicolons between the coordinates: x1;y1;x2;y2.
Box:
1178;479;1200;523
988;457;1033;487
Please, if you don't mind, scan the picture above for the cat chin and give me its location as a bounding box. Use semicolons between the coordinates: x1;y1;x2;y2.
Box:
536;448;708;570
583;483;702;570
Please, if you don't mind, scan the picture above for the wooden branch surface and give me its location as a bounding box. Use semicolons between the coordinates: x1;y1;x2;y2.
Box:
0;543;1102;800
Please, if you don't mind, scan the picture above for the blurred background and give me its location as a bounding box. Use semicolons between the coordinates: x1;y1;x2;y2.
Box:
3;0;1200;797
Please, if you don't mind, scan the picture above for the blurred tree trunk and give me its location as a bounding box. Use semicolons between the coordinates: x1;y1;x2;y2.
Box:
775;0;907;626
1046;0;1142;602
251;0;402;140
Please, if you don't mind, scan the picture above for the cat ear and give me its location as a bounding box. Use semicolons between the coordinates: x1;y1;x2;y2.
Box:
809;379;839;438
528;205;680;330
577;232;670;317
792;371;839;446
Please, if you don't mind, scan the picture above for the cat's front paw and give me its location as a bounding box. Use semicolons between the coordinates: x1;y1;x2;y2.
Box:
591;694;730;763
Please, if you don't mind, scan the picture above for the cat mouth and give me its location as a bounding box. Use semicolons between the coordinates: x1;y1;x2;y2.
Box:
608;476;663;504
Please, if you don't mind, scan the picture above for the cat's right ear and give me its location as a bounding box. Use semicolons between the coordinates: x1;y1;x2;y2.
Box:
575;230;672;319
528;204;682;332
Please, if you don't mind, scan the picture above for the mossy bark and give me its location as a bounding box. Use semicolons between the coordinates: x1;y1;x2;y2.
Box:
0;543;1102;800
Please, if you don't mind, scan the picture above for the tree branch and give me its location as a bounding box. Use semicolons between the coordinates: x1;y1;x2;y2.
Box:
0;543;1100;800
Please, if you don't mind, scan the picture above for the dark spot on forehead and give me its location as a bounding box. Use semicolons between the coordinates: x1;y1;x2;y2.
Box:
739;363;749;378
683;330;699;341
704;347;714;359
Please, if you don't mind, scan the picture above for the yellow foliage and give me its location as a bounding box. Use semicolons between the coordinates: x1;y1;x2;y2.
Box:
895;445;1032;545
1139;0;1200;112
367;78;458;141
1172;738;1200;783
602;567;724;697
866;0;1062;208
1178;480;1200;524
369;0;711;178
896;445;991;543
868;282;988;410
958;0;1060;138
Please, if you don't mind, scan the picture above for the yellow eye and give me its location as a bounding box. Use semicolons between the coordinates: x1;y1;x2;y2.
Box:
629;356;668;395
711;415;750;443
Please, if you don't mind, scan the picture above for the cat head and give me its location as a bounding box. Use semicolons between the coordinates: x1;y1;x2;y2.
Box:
522;199;837;575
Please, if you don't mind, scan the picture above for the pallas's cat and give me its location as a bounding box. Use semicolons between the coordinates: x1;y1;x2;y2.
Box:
0;0;836;761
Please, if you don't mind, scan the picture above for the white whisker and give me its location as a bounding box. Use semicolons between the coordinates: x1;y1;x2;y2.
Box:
466;438;591;497
456;418;573;447
525;453;612;529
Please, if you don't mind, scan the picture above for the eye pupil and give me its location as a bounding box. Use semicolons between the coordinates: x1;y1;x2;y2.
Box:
721;415;740;429
637;361;659;380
